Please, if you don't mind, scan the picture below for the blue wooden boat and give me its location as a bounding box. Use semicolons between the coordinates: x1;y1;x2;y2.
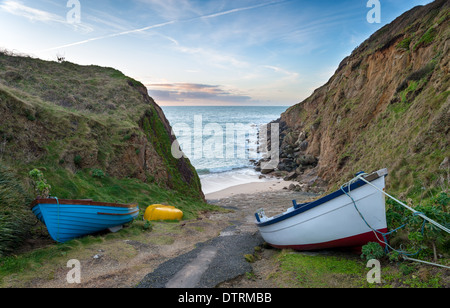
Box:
31;198;140;243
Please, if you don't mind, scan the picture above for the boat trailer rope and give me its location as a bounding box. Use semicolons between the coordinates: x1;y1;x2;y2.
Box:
356;174;450;234
341;173;450;269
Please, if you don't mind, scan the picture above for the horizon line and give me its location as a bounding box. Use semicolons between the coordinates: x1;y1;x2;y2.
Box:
157;104;294;107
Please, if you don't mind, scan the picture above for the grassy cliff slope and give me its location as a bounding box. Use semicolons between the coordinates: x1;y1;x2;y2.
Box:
278;0;449;200
0;52;206;255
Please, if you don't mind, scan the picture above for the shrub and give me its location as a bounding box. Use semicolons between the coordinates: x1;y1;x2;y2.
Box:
92;169;105;179
396;62;436;93
385;192;450;259
143;220;153;231
74;155;82;167
407;62;436;82
361;242;386;261
397;37;412;50
28;169;51;198
413;27;437;50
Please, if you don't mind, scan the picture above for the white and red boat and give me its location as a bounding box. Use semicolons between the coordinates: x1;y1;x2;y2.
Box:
255;169;389;251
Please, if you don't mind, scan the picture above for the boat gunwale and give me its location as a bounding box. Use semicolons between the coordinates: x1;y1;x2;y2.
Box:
98;209;140;216
30;198;138;210
256;169;388;228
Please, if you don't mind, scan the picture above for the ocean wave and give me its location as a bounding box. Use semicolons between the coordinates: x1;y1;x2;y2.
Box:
196;164;251;175
199;167;268;195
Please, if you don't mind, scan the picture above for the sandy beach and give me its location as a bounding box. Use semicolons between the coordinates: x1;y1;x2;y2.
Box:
205;178;298;200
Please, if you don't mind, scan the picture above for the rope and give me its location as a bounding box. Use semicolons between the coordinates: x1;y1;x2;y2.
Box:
340;172;449;268
356;174;450;234
51;196;60;242
340;177;416;255
403;256;450;269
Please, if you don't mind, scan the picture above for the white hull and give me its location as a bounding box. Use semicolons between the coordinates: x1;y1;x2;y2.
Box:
256;170;388;250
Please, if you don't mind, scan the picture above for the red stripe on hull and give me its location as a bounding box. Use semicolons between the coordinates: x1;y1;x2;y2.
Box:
269;228;388;252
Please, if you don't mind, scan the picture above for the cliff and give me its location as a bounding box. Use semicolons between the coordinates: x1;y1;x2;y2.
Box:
275;0;449;199
0;52;204;201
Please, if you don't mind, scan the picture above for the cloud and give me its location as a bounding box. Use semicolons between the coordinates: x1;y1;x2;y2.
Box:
176;45;249;69
37;20;176;52
263;65;299;81
135;0;201;21
147;83;253;105
0;0;60;22
36;0;287;52
84;9;133;33
0;0;93;33
200;1;284;20
277;5;363;46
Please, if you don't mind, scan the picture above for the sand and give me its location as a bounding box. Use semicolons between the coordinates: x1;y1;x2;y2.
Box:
205;179;298;200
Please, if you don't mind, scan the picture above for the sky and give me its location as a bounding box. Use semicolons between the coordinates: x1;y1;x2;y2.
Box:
0;0;434;106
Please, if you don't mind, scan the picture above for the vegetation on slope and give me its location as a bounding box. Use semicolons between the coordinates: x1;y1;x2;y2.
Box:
279;0;449;201
0;51;207;256
0;165;33;256
276;0;449;260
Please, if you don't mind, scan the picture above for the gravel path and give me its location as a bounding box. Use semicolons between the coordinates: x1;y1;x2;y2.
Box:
137;227;263;288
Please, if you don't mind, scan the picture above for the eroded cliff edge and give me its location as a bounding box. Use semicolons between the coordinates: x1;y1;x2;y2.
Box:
272;0;449;198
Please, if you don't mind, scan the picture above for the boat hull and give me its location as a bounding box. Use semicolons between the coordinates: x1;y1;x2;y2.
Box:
256;171;388;251
31;199;139;243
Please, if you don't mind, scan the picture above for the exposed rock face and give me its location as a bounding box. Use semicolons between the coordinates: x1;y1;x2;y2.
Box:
0;53;204;200
273;0;449;196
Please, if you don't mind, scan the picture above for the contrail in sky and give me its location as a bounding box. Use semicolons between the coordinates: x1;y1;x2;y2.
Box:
38;21;176;52
200;1;281;19
38;0;286;52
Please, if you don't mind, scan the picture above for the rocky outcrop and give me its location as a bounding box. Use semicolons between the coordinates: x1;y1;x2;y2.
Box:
266;0;449;197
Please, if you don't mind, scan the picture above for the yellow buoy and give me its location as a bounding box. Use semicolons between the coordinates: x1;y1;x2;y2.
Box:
144;204;183;221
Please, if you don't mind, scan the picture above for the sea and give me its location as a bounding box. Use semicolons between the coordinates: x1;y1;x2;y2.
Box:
161;106;288;195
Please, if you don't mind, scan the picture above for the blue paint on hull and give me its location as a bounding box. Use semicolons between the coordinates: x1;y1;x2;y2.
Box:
32;200;139;243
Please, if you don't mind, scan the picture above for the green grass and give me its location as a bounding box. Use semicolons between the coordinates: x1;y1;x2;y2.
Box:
0;52;207;259
0;67;203;199
413;27;437;50
0;165;33;257
274;251;366;288
0;162;216;254
397;37;412;50
272;250;448;288
0;164;219;285
37;167;215;221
